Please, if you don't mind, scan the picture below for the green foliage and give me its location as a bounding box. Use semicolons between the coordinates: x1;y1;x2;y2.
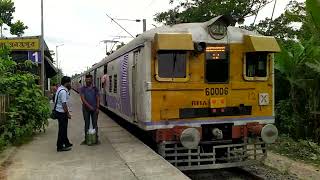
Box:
0;45;15;73
246;1;306;39
249;0;320;43
116;42;125;50
306;0;320;34
154;0;272;25
275;38;320;140
0;0;28;37
275;100;295;136
270;135;320;165
0;0;14;26
0;46;50;149
50;68;63;86
10;20;28;37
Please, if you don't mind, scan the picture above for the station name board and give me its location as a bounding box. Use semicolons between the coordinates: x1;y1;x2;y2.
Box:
0;38;40;51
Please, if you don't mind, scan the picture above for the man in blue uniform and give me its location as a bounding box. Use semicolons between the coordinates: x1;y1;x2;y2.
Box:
80;74;100;144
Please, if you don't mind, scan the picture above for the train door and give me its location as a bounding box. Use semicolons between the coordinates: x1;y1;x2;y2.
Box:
132;50;139;123
101;65;108;106
93;69;98;87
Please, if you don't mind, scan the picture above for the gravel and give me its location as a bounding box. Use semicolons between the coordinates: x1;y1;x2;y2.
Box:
184;164;299;180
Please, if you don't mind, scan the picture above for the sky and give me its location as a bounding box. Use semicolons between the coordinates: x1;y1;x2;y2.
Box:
8;0;304;76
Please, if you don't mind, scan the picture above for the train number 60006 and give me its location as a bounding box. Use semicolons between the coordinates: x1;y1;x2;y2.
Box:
205;87;229;96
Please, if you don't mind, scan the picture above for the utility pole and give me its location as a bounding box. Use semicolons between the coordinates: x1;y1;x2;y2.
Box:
40;0;45;93
56;44;64;83
143;19;146;32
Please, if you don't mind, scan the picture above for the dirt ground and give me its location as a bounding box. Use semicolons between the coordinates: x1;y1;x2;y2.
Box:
264;151;320;180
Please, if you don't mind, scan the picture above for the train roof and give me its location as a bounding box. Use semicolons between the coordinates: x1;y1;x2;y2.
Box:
77;16;261;77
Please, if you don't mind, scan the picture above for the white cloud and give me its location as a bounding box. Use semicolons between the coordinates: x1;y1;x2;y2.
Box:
11;0;303;75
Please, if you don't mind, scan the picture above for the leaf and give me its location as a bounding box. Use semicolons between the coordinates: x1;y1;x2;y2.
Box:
306;61;320;74
154;0;272;25
306;0;320;33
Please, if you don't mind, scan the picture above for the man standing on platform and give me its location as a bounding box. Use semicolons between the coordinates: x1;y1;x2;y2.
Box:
55;76;72;152
80;74;100;145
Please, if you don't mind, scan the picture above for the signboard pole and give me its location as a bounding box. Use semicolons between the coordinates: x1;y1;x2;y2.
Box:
40;0;45;93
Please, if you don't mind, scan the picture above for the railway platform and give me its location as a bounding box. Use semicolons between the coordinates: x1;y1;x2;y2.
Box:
0;91;189;180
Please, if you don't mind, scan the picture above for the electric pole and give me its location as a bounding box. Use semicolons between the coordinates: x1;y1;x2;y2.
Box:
40;0;45;93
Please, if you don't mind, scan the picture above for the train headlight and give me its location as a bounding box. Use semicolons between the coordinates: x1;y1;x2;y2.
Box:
180;128;200;149
261;124;278;144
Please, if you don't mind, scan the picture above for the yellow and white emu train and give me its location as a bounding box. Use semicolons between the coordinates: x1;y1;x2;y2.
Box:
72;15;280;170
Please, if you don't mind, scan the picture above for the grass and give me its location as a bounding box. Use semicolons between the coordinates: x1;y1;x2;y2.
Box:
269;135;320;166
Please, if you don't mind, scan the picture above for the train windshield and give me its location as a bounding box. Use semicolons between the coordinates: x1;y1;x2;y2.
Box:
157;51;187;78
246;52;268;78
205;46;229;83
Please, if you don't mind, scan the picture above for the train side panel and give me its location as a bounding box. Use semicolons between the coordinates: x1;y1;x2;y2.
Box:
104;44;151;126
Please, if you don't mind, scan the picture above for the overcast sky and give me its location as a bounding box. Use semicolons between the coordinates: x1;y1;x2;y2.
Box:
9;0;303;76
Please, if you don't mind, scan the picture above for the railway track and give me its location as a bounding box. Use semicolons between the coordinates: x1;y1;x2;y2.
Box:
184;167;265;180
100;107;296;180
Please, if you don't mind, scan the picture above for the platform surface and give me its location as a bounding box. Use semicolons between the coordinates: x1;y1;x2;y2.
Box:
1;91;189;180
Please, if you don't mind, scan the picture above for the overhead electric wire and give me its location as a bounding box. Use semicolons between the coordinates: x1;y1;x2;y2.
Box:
106;13;135;38
268;0;277;32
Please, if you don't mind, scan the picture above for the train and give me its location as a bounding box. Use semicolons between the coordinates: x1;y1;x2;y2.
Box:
72;15;280;170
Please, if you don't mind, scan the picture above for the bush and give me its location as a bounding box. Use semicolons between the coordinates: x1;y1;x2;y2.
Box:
270;135;320;165
275;100;295;135
0;46;50;148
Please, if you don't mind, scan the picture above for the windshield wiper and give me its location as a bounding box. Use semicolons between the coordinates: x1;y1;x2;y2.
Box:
171;53;177;80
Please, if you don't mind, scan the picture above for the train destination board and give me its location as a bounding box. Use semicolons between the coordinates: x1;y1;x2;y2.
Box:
206;46;227;60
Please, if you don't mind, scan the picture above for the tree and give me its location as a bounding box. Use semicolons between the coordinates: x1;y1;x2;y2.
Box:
10;20;28;37
246;1;306;40
249;0;320;43
0;0;28;37
116;42;125;50
0;0;14;37
269;0;320;140
306;0;320;35
154;0;273;25
50;68;63;86
0;46;50;147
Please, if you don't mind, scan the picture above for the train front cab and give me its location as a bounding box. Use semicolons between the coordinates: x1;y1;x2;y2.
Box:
149;30;281;169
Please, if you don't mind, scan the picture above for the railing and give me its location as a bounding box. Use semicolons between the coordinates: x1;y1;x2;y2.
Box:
0;95;10;123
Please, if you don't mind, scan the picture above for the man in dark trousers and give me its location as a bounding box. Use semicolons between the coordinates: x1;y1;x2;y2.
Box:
80;74;100;144
55;76;72;152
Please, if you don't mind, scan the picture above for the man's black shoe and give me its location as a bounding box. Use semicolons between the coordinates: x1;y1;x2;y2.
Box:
65;143;73;148
57;147;72;152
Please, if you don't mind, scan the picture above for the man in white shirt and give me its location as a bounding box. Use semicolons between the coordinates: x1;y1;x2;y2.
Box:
54;76;72;152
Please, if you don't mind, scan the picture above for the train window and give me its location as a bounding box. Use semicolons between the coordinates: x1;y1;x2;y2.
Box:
205;46;229;83
157;51;187;78
109;75;112;93
245;52;268;79
113;74;117;93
